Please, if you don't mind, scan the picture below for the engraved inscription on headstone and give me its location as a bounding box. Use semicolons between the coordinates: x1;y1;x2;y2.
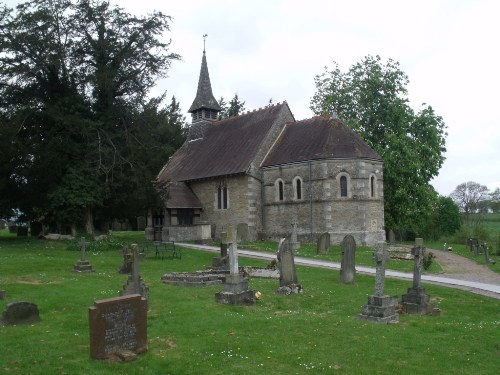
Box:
89;294;147;360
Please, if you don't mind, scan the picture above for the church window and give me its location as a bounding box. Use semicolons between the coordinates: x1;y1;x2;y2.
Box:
340;176;348;197
293;176;303;200
217;182;228;209
337;173;351;198
370;174;377;198
275;179;285;201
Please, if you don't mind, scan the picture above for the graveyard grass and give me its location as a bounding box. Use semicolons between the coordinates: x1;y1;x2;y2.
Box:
1;231;499;374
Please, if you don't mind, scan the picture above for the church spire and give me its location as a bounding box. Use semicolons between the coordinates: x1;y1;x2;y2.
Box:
188;35;221;124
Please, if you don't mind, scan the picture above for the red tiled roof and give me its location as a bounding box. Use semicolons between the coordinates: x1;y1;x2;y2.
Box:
158;103;292;182
262;115;382;167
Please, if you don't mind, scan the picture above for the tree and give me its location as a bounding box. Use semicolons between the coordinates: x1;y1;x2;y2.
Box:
489;188;500;213
0;0;181;234
424;196;462;240
450;181;490;220
218;93;245;118
310;55;447;233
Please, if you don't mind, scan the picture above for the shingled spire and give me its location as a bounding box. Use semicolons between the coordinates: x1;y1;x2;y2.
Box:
188;49;221;124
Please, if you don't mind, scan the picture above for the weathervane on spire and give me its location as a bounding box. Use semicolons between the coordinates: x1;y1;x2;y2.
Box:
203;34;208;53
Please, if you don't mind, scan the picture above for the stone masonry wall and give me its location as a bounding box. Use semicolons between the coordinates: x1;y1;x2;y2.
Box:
262;159;385;246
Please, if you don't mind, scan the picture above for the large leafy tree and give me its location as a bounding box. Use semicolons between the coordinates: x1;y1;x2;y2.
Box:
450;181;490;220
310;55;447;234
0;0;182;233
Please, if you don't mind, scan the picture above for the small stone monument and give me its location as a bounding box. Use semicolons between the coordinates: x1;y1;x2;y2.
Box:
120;244;149;303
118;246;133;274
401;238;432;314
482;242;496;264
388;229;396;245
1;301;40;326
212;227;229;270
89;294;147;360
276;238;303;295
289;219;300;251
359;242;399;324
215;225;256;305
317;232;330;254
236;223;249;242
340;235;356;284
73;237;94;273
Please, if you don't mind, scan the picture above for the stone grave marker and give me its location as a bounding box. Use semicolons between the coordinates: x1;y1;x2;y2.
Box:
388;229;396;245
236;223;249;242
215;225;256;305
136;216;146;231
1;301;40;326
289;219;300;250
73;237;95;273
358;242;399;323
276;238;303;295
118;246;133;274
212;227;229;269
482;242;496;264
401;238;432;314
340;235;356;284
317;232;330;254
89;294;147;360
120;244;148;303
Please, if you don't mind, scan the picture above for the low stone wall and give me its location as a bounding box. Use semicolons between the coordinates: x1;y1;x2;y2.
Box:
160;224;212;242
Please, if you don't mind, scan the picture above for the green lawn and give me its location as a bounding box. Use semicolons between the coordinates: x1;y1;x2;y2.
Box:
1;231;499;374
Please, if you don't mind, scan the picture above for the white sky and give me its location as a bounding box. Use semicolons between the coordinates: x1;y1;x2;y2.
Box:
4;0;500;196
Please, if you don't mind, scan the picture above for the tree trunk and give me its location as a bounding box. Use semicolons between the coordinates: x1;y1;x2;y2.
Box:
84;206;95;235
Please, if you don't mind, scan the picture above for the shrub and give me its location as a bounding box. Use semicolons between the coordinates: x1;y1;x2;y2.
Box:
423;251;435;270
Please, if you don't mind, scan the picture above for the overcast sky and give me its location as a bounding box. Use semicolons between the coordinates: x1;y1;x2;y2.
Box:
4;0;500;196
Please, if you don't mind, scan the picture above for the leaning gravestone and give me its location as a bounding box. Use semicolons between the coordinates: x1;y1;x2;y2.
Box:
215;225;256;305
317;232;330;254
340;235;356;284
73;237;95;273
401;238;433;314
276;238;303;295
89;294;147;360
358;242;399;324
1;301;40;326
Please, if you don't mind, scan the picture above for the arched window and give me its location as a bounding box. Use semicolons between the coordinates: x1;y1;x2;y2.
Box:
293;177;303;200
340;176;348;197
275;179;285;201
217;181;228;209
370;176;375;198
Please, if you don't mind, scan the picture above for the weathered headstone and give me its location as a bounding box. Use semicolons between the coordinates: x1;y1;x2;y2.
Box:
0;290;6;300
358;242;399;324
118;246;133;274
136;216;146;231
388;229;396;245
73;237;95;273
340;235;356;284
89;294;147;360
30;221;43;237
317;232;330;254
120;244;149;303
482;242;496;264
401;238;432;314
1;301;40;326
276;238;303;295
289;219;300;250
215;225;256;305
236;223;249;242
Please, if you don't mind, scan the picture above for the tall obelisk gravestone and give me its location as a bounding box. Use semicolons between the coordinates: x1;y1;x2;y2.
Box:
358;242;399;324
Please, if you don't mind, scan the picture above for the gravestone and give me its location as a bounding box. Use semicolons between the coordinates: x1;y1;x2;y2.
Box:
212;227;229;270
358;242;399;324
388;229;396;245
276;238;303;295
120;244;149;303
73;237;95;273
401;238;432;314
1;301;40;326
340;235;356;284
0;290;6;300
136;216;146;231
215;225;256;305
289;219;300;250
317;232;330;254
482;242;496;264
118;246;133;274
30;221;43;237
89;294;147;360
236;223;249;242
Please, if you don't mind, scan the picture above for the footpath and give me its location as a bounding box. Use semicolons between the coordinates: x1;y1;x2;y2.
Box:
177;243;500;300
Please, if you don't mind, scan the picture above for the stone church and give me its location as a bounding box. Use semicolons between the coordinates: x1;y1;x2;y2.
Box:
147;50;385;245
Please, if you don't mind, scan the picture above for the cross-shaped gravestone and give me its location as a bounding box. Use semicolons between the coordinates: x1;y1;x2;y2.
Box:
373;242;390;296
78;237;90;261
411;238;425;289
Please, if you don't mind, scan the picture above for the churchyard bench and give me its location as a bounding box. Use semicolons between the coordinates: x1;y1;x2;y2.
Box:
139;241;181;259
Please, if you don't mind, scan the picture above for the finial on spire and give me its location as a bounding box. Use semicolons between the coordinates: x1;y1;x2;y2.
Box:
203;34;208;53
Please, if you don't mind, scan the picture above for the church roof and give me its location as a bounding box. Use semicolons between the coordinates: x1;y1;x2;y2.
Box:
261;115;382;167
188;51;221;113
165;182;202;208
157;103;293;183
